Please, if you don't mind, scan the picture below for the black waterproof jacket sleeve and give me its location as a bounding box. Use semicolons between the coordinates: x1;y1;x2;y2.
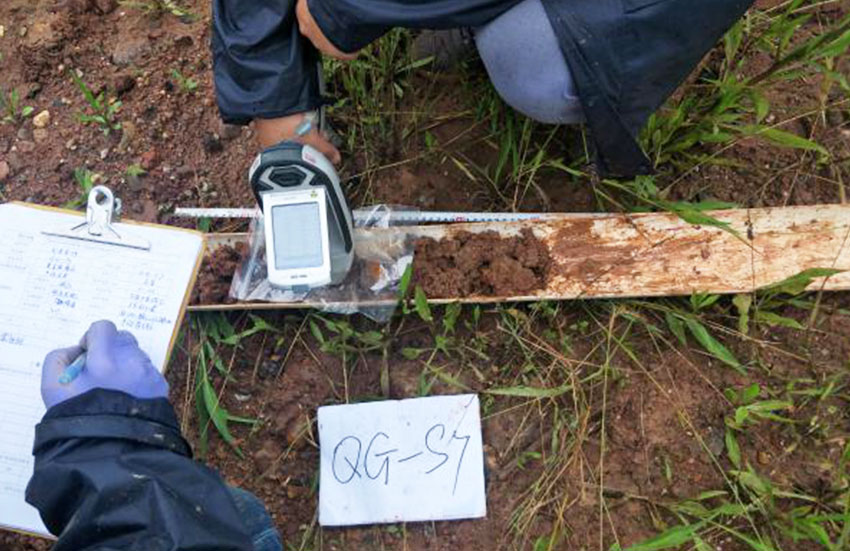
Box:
306;0;523;53
25;389;254;551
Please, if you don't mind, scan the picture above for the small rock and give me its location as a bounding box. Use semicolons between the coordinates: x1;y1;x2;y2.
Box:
18;141;36;153
65;138;78;151
17;127;33;141
93;0;118;14
273;404;300;435
286;485;307;500
175;166;194;180
826;109;845;128
482;444;498;473
286;414;312;449
0;25;5;38
706;429;725;457
25;18;59;49
202;133;223;154
0;161;10;182
118;121;137;152
19;26;27;38
390;367;420;398
32;110;50;128
126;171;144;192
25;82;42;99
32;128;48;143
111;74;136;96
100;148;110;160
219;122;242;141
173;34;193;48
133;199;158;223
111;37;150;66
5;151;23;172
254;440;282;474
140;148;159;170
257;358;279;380
148;27;165;41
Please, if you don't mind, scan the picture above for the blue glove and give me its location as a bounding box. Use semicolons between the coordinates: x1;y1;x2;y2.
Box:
41;320;169;410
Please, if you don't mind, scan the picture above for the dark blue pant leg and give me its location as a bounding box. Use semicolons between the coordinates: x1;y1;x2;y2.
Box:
228;487;284;551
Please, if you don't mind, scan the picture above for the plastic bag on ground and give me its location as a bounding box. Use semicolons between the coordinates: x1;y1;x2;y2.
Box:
229;205;414;323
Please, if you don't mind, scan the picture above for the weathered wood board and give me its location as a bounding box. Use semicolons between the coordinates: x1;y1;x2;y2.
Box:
189;205;850;311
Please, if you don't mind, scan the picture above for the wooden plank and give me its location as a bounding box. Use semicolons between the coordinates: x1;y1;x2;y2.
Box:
189;205;850;311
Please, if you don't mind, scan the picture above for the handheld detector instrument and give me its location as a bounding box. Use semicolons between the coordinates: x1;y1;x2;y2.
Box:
249;141;354;290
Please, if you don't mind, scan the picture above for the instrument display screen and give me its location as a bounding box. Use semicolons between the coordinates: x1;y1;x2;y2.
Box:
271;202;324;270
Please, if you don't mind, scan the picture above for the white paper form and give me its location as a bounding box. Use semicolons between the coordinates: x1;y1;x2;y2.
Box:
318;394;486;526
0;203;203;536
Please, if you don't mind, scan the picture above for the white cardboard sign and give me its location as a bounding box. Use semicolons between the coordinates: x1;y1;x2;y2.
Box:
318;394;486;526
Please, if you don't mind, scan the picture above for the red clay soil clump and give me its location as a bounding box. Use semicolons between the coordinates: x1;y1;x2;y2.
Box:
412;228;551;298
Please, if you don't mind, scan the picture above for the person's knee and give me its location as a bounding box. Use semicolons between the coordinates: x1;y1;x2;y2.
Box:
474;0;584;125
488;68;585;125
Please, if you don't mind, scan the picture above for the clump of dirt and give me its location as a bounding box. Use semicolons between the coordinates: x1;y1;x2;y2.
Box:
192;243;246;305
412;228;551;298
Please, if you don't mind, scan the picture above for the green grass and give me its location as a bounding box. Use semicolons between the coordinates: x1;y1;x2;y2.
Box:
70;70;122;135
638;0;849;187
63;168;100;210
171;68;199;95
0;88;33;125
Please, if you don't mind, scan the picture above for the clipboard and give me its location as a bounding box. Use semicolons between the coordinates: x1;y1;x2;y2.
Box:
0;187;205;538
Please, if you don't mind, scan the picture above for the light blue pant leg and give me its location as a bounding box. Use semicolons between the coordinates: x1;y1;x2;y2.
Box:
474;0;585;125
228;487;284;551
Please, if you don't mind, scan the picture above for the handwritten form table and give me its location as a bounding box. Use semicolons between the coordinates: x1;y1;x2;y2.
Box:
0;203;203;536
318;394;487;526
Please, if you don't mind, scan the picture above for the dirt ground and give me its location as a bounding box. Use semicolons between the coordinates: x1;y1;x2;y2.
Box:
1;0;849;550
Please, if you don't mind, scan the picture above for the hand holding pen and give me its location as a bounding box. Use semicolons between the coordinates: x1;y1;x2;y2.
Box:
41;321;169;409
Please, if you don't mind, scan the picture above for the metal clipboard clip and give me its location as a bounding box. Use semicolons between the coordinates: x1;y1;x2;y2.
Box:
42;186;152;251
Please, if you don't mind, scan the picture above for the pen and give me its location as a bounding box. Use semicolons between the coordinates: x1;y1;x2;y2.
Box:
59;352;87;385
294;111;319;138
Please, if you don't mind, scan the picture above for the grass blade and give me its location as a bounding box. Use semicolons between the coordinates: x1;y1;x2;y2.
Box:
684;318;744;372
626;523;701;551
486;384;572;399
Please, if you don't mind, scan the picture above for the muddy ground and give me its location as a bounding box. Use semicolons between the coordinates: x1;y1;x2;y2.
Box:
1;0;849;550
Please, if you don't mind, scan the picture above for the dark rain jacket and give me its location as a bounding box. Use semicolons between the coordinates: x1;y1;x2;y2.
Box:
212;0;755;177
25;389;253;551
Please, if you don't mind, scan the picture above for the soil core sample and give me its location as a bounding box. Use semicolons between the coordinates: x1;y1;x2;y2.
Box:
192;243;247;305
412;228;551;298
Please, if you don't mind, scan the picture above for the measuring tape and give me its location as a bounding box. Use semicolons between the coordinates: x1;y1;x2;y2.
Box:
172;207;575;225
